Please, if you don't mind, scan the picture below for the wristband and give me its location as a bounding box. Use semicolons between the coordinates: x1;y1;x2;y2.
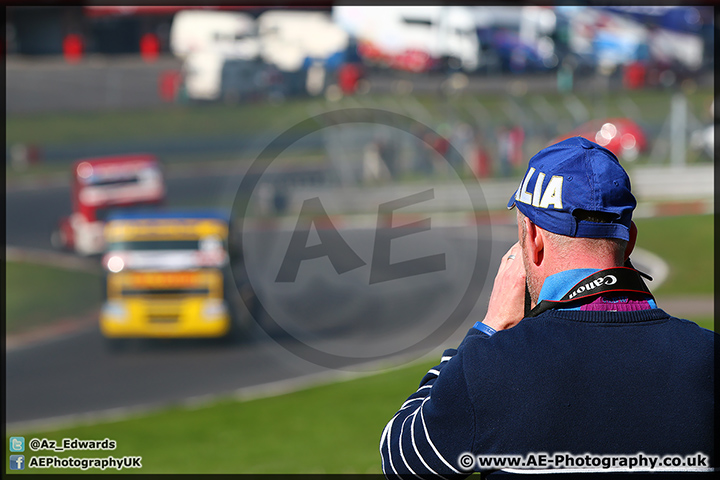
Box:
472;321;497;337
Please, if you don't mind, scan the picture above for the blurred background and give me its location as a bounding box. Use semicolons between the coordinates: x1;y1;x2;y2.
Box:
5;5;715;474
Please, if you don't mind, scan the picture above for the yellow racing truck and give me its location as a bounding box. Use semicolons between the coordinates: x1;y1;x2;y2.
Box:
100;210;248;349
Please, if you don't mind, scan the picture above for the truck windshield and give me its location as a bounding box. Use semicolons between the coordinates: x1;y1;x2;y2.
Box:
83;176;140;187
107;240;201;251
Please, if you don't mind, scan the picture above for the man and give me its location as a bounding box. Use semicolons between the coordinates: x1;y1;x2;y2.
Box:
380;137;715;478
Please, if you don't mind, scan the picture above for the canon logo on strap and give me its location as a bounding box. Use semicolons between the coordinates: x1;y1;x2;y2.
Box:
568;275;617;300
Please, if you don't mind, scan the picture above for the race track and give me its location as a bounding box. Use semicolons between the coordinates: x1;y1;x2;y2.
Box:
6;169;515;426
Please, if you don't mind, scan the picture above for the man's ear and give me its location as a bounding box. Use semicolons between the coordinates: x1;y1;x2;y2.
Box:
624;221;637;261
524;217;544;265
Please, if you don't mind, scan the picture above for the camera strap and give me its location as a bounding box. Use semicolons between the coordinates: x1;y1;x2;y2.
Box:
527;266;654;318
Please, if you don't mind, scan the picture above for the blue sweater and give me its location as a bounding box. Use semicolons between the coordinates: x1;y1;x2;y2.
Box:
380;273;715;477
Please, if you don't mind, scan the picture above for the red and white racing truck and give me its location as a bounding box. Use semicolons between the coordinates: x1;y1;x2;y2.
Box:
51;154;166;256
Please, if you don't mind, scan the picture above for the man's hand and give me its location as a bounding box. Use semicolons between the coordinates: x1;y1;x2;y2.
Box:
482;242;527;332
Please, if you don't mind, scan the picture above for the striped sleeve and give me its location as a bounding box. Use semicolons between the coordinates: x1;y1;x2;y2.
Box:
380;343;477;479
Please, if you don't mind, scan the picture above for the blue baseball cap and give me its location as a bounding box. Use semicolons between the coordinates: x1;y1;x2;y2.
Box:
507;137;636;241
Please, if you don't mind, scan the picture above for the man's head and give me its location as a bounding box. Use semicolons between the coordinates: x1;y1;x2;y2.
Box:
507;137;638;305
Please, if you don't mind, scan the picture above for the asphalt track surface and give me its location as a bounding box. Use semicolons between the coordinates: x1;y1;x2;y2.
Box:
6;169;514;426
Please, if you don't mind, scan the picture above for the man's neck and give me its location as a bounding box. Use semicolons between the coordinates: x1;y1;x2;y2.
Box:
543;256;621;280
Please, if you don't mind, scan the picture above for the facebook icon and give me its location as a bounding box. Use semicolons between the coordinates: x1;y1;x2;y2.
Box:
9;455;25;470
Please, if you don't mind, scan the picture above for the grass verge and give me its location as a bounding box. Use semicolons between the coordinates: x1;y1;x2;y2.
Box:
6;88;714;147
5;358;438;474
690;317;714;332
5;100;321;147
633;214;713;296
5;261;103;334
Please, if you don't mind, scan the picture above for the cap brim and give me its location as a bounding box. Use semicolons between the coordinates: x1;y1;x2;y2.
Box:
507;196;516;210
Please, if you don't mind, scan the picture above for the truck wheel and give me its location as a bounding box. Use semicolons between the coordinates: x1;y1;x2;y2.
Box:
222;319;243;345
223;298;256;346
